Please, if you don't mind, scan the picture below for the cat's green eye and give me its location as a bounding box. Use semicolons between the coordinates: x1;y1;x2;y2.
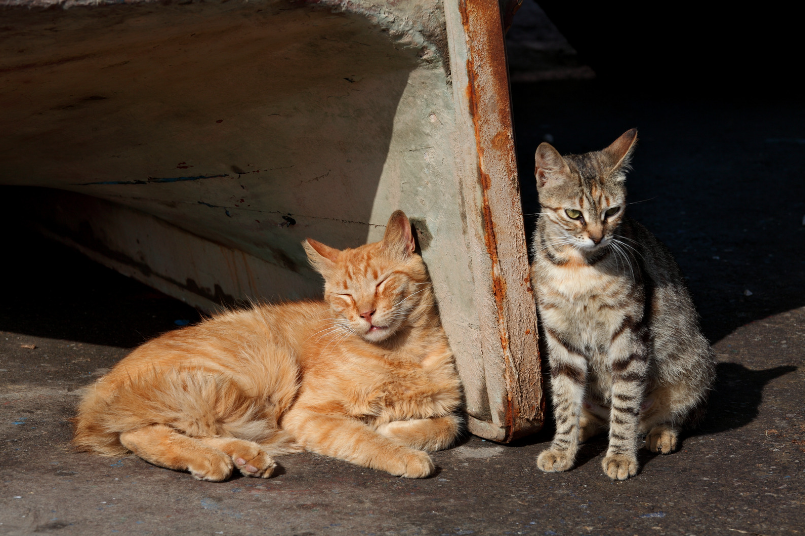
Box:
565;209;583;220
604;207;621;218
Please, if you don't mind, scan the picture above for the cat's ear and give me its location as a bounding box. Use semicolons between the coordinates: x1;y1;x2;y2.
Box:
534;142;570;189
382;210;416;257
303;238;339;275
604;128;638;172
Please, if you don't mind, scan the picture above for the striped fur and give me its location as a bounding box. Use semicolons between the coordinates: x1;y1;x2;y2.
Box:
73;211;463;481
530;130;715;480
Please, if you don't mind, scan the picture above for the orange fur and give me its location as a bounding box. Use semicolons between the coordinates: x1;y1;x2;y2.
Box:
73;211;464;480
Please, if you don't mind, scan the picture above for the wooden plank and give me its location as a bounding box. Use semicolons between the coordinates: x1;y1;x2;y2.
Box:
444;0;543;441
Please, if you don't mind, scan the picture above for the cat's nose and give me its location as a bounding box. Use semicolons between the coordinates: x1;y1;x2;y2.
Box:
359;310;376;321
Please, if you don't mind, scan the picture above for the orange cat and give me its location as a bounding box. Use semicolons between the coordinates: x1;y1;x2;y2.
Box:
73;211;463;480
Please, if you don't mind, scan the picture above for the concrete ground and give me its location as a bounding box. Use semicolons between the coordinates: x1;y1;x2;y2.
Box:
2;8;804;536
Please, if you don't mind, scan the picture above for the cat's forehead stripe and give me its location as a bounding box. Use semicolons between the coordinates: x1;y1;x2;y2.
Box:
570;154;603;183
589;182;601;210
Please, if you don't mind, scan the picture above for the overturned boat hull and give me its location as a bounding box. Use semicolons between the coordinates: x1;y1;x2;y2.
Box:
0;0;543;441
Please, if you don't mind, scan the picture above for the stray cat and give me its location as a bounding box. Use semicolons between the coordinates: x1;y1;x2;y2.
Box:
73;211;463;481
530;129;715;480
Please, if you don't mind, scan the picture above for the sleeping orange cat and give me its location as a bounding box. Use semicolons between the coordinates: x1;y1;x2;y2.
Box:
73;211;463;480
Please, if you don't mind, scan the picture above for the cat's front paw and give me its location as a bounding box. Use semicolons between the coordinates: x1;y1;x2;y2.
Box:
602;453;638;480
232;447;277;479
188;451;234;482
645;425;678;454
536;448;574;473
400;449;435;478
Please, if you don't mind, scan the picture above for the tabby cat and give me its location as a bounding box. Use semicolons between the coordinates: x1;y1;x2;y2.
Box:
530;129;715;480
73;211;463;481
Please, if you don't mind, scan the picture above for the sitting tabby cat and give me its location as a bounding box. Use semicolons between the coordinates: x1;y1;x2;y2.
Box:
73;211;463;481
530;129;715;480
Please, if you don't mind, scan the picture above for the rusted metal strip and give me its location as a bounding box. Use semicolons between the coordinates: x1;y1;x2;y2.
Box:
455;0;543;441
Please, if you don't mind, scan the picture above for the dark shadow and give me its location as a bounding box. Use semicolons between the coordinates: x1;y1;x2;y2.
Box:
700;363;798;435
451;430;474;449
227;463;288;481
0;201;201;348
572;436;607;470
532;0;805;97
425;466;444;479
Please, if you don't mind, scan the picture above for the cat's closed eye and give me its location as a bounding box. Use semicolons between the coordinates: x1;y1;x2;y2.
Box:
376;276;391;292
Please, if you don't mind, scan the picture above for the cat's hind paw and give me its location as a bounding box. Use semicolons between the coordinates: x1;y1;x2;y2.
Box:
188;451;234;482
200;437;277;478
400;450;436;478
579;406;607;443
376;417;460;452
602;453;638;480
233;450;277;479
645;425;678;454
536;449;574;473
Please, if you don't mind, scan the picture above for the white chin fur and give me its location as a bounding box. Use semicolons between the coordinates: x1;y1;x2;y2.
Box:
361;323;394;342
580;238;608;251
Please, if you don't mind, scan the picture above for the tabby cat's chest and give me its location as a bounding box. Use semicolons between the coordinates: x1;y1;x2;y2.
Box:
532;258;641;347
535;260;624;311
538;261;613;299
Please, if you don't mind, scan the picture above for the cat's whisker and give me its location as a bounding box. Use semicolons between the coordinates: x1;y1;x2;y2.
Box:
322;333;347;353
613;234;644;249
308;320;343;335
307;322;350;342
312;329;345;344
310;319;357;346
626;197;657;206
610;241;636;282
534;239;576;255
536;236;576;248
616;243;638;282
392;287;430;309
607;242;624;274
320;321;357;352
612;238;645;264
